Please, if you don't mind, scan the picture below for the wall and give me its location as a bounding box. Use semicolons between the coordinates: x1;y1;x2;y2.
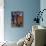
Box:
40;0;46;26
4;0;40;42
40;0;46;45
0;0;4;42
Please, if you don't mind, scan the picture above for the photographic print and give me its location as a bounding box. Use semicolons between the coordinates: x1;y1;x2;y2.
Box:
11;11;24;27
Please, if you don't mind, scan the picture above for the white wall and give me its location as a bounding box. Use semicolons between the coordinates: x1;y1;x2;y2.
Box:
0;0;4;42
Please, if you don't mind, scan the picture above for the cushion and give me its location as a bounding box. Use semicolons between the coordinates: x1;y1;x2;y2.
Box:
17;37;25;46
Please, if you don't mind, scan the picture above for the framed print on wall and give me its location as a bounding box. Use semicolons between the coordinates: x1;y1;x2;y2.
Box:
11;11;24;27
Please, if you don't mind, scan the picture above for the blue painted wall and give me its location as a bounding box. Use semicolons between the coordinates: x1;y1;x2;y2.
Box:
4;0;40;42
40;0;46;44
40;0;46;27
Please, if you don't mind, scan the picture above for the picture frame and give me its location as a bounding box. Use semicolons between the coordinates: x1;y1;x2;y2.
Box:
11;11;24;27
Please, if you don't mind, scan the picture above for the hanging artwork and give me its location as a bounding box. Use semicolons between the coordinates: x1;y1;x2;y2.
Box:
11;11;24;27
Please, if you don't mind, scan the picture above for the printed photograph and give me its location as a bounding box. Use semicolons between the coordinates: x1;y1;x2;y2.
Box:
11;11;24;27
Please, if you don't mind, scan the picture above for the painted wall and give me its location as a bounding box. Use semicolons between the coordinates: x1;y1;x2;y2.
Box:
0;0;4;42
40;0;46;45
4;0;40;42
40;0;46;27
